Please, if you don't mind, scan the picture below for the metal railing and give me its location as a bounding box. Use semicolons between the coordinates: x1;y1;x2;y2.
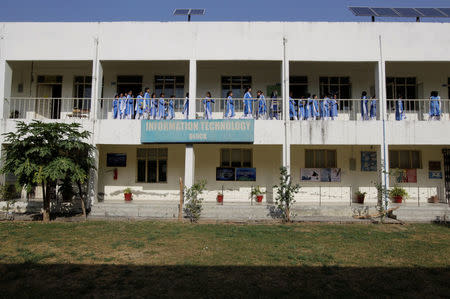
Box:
6;98;91;120
386;99;450;121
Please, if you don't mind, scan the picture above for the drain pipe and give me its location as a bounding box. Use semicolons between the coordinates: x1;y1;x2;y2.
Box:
379;35;389;211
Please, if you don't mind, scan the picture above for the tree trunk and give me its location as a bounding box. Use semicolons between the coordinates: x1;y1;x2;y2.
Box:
77;182;87;220
42;182;50;222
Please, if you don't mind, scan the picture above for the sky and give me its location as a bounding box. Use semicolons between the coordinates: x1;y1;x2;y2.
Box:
0;0;449;22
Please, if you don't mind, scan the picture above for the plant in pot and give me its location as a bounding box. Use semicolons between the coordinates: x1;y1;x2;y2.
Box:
389;186;408;203
251;186;265;203
355;190;367;204
123;188;133;201
217;192;224;204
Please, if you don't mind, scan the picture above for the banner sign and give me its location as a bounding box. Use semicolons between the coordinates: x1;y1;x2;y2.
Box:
429;171;442;179
236;168;256;181
301;168;341;182
395;169;417;183
141;119;254;143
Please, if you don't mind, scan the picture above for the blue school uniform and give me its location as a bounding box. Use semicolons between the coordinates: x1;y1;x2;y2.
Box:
395;99;405;121
144;92;151;117
289;97;297;120
429;96;441;118
125;95;134;119
297;100;305;120
329;98;338;118
168;99;175;119
361;96;368;120
257;95;267;118
322;98;330;118
151;98;157;119
203;97;215;119
244;91;253;117
135;95;145;118
311;98;320;118
112;98;119;119
119;96;127;119
158;98;165;119
183;97;189;119
304;98;312;119
225;96;235;118
370;98;377;119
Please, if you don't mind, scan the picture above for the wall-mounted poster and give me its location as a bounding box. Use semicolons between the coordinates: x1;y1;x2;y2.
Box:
361;151;377;172
395;169;417;183
236;168;256;181
216;167;235;181
320;168;341;182
428;161;441;171
301;168;320;181
429;171;443;179
330;168;341;182
106;153;127;167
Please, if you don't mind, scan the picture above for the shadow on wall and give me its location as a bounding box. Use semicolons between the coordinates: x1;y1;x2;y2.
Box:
0;264;448;298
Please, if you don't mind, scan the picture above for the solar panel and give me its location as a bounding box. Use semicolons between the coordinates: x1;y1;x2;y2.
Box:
349;7;375;16
173;9;190;15
189;9;205;15
415;8;446;17
393;8;422;17
371;7;399;17
437;8;450;17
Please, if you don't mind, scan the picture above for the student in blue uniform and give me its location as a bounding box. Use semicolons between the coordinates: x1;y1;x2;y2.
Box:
119;93;127;119
150;93;157;119
304;93;312;120
395;95;405;121
143;88;151;119
321;94;330;120
225;91;235;119
135;91;145;120
311;94;320;120
361;91;368;121
168;95;175;120
125;91;134;119
256;90;267;119
289;92;297;120
270;91;279;120
297;96;305;120
369;95;377;120
243;87;253;118
329;93;338;120
429;91;441;120
182;92;189;119
203;91;215;120
158;93;166;119
112;94;119;119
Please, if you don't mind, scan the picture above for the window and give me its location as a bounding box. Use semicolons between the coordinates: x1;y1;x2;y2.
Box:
220;149;252;168
155;75;185;98
221;76;252;98
386;77;417;100
305;150;337;168
73;76;92;112
117;75;143;96
137;148;168;183
319;77;351;99
290;76;308;98
389;150;421;169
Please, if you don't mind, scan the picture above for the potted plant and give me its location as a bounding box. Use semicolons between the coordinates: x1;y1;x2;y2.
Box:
217;192;224;204
251;186;265;203
355;190;367;204
389;186;408;203
123;188;132;201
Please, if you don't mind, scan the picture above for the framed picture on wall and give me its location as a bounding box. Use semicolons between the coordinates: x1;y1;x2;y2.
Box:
361;151;377;172
106;153;127;167
216;167;235;181
236;168;256;181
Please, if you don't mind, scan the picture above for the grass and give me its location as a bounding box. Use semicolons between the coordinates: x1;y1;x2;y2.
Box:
0;221;449;297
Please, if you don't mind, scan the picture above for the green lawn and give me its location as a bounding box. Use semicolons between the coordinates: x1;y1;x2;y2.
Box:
0;221;449;298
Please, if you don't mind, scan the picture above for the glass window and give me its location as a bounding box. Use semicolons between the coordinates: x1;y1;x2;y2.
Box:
319;76;352;110
117;75;143;96
73;76;92;111
221;76;252;99
136;148;168;183
305;150;314;168
386;77;417;99
389;150;421;169
305;149;337;168
290;76;308;98
220;148;252;168
154;75;184;98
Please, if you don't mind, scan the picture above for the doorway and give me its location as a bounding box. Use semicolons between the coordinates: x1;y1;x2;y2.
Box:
36;75;63;119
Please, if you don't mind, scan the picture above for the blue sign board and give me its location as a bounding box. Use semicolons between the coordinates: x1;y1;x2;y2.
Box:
236;168;256;181
141;119;254;143
216;168;235;181
429;171;443;179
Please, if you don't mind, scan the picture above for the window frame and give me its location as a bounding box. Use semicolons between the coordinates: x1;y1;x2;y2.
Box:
136;148;168;183
73;76;92;111
305;149;337;168
154;75;185;99
389;150;422;169
220;148;253;168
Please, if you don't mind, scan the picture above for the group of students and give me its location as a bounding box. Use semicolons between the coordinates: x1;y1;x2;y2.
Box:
394;91;441;121
112;89;183;120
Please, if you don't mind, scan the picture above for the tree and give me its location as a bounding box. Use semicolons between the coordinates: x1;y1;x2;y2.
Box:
1;121;95;222
274;167;300;222
184;180;206;223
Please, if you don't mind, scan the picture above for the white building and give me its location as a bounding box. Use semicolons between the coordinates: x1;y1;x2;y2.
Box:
0;21;449;209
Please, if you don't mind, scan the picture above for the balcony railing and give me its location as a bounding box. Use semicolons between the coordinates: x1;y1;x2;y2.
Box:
7;98;91;120
385;99;450;121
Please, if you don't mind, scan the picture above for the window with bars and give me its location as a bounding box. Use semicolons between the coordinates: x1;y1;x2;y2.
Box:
73;76;92;111
220;149;252;168
290;76;308;98
137;148;168;183
305;150;337;168
117;75;143;96
319;77;352;99
155;75;185;99
389;150;421;169
386;77;417;100
221;76;252;98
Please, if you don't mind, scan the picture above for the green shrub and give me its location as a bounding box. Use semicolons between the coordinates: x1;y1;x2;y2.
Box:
184;180;206;223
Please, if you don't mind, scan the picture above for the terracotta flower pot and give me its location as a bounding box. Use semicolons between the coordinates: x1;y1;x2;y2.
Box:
256;195;263;203
356;195;365;204
217;194;224;204
393;196;403;203
124;193;132;201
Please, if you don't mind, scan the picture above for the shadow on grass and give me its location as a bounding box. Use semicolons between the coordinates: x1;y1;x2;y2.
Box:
0;264;449;298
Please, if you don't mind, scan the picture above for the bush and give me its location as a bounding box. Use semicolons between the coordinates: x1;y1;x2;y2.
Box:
389;186;408;199
273;167;300;222
0;184;20;201
184;180;206;223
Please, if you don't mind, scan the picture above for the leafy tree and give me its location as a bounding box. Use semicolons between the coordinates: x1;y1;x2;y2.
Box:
274;167;300;222
1;121;95;221
184;180;206;223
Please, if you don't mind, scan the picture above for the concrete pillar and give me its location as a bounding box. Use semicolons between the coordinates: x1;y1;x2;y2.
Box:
376;39;389;209
184;144;195;188
90;37;102;120
0;58;12;120
88;146;100;208
188;59;197;119
282;37;291;173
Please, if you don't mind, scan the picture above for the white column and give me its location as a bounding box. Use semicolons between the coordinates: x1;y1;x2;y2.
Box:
0;39;12;120
90;37;101;120
188;59;197;119
377;35;389;209
282;37;291;173
184;145;195;188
